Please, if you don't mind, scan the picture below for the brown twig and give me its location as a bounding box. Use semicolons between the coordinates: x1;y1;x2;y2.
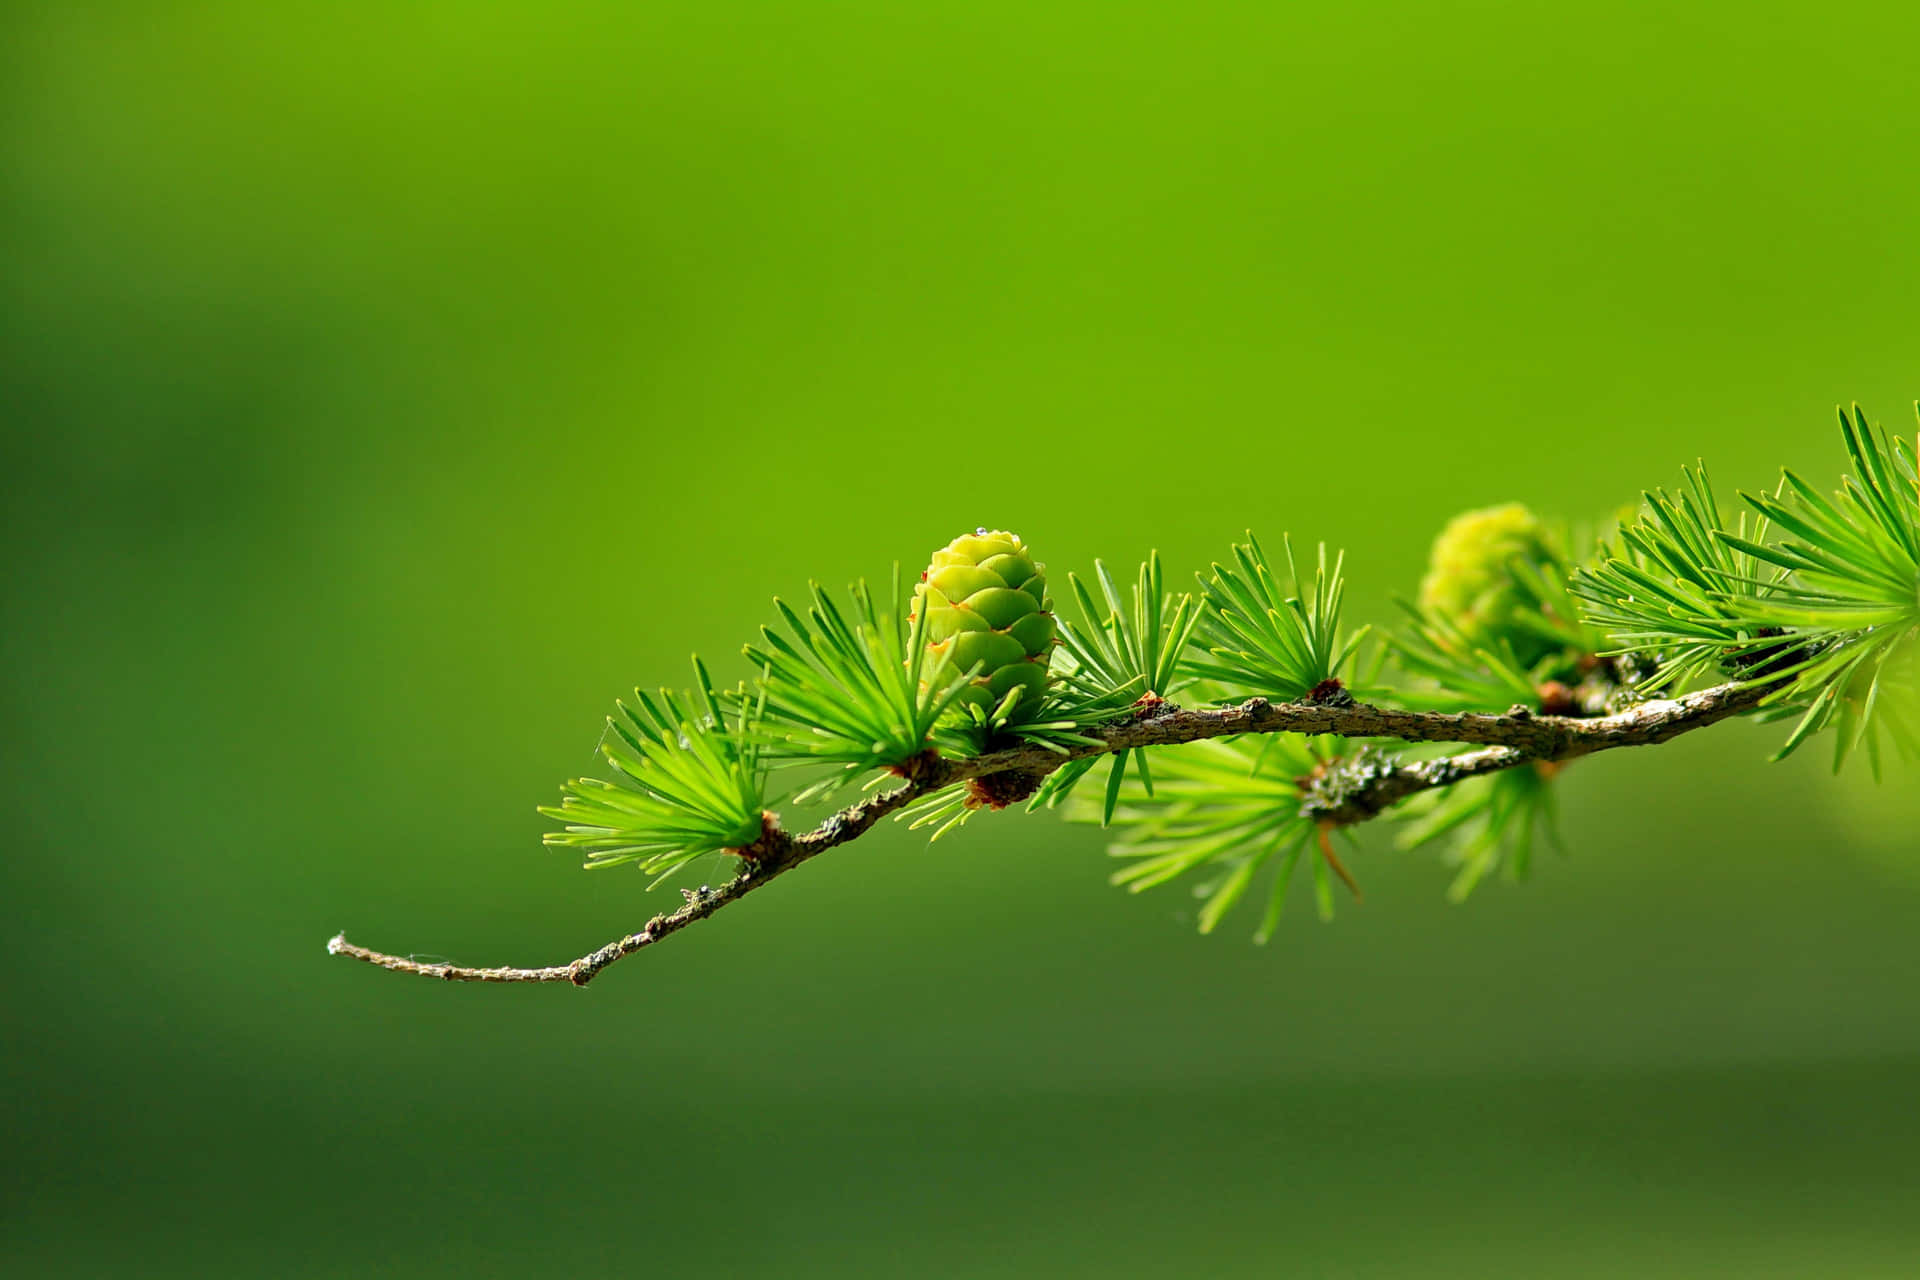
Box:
327;777;930;987
326;679;1769;986
1297;680;1770;825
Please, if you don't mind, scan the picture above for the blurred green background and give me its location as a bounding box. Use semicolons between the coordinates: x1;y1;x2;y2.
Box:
6;3;1919;1275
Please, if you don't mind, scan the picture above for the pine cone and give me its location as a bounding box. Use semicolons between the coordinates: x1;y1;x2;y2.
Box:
1417;503;1559;665
914;529;1055;714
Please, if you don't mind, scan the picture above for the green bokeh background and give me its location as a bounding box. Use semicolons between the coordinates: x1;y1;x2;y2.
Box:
6;4;1919;1275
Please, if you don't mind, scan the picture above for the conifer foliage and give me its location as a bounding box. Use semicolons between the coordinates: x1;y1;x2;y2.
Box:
335;406;1920;981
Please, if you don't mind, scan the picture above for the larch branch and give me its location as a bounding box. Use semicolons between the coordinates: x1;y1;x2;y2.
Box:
326;679;1769;986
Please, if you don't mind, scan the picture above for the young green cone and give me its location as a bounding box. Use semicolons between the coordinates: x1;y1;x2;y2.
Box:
914;528;1056;715
1417;503;1562;667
